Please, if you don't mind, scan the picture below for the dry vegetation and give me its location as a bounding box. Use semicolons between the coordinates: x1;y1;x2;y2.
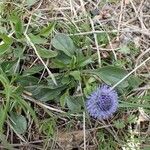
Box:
0;0;150;150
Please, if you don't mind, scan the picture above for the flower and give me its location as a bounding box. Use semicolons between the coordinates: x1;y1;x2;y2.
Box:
86;84;118;120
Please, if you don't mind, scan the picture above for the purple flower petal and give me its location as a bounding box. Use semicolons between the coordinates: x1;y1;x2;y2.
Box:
86;84;118;120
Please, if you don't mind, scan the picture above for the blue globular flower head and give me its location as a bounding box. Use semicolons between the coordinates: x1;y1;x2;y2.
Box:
86;84;118;120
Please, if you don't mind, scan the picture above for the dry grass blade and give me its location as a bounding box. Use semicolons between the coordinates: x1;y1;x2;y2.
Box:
90;18;101;67
22;93;65;113
22;93;82;117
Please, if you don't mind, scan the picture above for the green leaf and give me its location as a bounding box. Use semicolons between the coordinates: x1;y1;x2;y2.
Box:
39;22;56;37
0;44;10;55
114;120;125;129
13;46;25;58
128;76;142;89
29;34;47;44
119;101;150;109
51;59;68;68
67;97;81;112
127;115;136;124
70;70;81;81
23;65;44;76
51;34;75;57
10;113;27;134
0;34;12;44
47;75;68;89
60;91;69;108
51;53;71;69
1;60;18;75
0;26;7;34
0;106;5;133
119;45;130;54
17;76;40;86
26;0;37;7
69;55;77;69
9;13;23;38
83;81;97;97
26;85;64;102
97;33;109;46
143;147;150;150
35;89;60;102
13;95;38;126
61;76;71;85
87;66;128;88
78;57;93;67
98;66;128;87
37;47;58;58
0;34;13;56
40;119;56;136
15;21;23;38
